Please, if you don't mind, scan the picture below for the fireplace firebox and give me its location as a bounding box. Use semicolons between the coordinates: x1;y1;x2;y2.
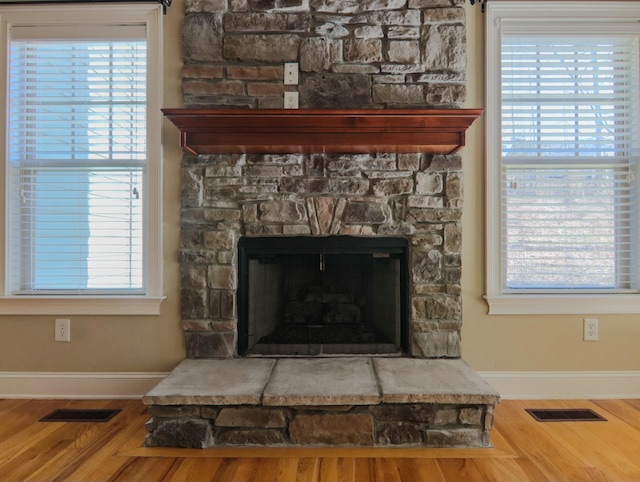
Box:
238;236;408;356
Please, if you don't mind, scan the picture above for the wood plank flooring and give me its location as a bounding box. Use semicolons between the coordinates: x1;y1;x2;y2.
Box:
0;398;639;481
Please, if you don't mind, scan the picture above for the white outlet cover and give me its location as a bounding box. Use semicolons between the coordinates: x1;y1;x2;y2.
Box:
583;318;598;341
284;92;299;109
55;318;71;342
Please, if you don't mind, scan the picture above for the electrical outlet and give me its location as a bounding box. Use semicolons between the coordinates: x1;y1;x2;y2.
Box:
284;62;298;85
284;91;299;109
55;318;71;342
583;318;598;341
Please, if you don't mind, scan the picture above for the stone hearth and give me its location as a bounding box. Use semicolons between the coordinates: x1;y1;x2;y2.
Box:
143;358;499;448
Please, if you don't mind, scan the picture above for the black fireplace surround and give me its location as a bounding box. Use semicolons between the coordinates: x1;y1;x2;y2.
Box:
237;236;409;356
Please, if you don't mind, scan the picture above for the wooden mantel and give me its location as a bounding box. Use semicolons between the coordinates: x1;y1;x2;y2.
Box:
162;108;483;155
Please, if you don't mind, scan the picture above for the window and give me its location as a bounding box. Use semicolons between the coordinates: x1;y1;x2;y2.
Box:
485;1;640;314
0;4;163;315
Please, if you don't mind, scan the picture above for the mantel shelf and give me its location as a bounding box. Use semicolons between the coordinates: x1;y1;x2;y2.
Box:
162;108;483;155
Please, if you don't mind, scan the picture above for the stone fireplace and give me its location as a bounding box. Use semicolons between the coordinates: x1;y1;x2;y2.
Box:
142;0;500;448
181;146;462;358
182;148;466;359
177;0;471;360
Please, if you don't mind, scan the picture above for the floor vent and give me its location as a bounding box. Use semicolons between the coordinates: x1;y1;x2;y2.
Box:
40;408;121;422
526;408;607;422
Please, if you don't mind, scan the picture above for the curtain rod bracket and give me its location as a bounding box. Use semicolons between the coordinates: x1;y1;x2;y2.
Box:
469;0;487;13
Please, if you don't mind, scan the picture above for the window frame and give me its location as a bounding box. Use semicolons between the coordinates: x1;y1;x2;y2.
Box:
485;0;640;315
0;3;164;315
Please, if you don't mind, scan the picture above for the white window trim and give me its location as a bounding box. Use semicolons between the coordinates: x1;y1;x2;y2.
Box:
0;3;164;315
485;0;640;315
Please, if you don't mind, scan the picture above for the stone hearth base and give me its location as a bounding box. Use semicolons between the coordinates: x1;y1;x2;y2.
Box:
142;358;499;448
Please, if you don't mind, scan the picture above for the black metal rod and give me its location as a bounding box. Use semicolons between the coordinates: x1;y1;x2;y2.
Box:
0;0;172;13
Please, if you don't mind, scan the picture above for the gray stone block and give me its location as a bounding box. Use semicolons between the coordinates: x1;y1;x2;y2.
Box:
369;404;434;422
431;407;458;426
216;407;289;428
290;413;374;445
183;14;223;63
387;40;420;64
258;200;308;223
426;294;461;321
343;202;392;225
217;429;287;445
425;428;490;448
460;407;483;426
423;24;466;73
299;74;373;109
301;37;330;72
224;13;287;31
412;250;443;284
224;34;300;62
181;287;208;320
145;418;214;448
376;421;424;445
372;84;424;105
207;265;237;290
185;332;236;358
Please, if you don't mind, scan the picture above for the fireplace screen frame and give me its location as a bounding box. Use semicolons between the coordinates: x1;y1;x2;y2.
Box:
237;236;409;356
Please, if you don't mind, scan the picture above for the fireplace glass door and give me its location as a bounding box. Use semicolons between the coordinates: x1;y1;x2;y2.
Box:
238;236;408;356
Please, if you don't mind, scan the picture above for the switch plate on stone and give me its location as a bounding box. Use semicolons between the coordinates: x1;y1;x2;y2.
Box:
284;62;298;85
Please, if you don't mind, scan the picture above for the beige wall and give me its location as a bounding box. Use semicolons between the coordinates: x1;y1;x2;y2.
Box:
1;1;638;374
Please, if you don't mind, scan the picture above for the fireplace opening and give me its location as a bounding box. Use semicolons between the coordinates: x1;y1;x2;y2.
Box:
238;236;408;356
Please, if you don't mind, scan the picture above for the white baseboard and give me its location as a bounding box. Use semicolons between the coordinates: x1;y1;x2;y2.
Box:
0;372;169;399
480;371;640;400
1;370;639;400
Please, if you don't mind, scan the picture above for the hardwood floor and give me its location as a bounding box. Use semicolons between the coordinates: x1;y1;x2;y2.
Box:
1;398;639;481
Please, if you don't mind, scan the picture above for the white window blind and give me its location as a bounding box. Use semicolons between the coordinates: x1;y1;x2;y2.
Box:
7;35;147;294
501;35;640;292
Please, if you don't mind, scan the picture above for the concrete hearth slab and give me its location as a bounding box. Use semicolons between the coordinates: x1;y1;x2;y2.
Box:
142;358;275;406
263;357;381;406
143;357;499;408
374;358;500;404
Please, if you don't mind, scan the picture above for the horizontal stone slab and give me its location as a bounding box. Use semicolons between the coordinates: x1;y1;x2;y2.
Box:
143;357;499;408
289;413;375;445
142;358;275;406
374;358;500;404
263;357;381;406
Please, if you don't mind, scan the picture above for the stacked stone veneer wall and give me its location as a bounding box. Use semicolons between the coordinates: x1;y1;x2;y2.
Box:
179;0;468;358
146;402;493;448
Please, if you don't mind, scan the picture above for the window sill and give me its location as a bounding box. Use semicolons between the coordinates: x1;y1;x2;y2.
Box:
0;296;166;316
484;294;640;315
